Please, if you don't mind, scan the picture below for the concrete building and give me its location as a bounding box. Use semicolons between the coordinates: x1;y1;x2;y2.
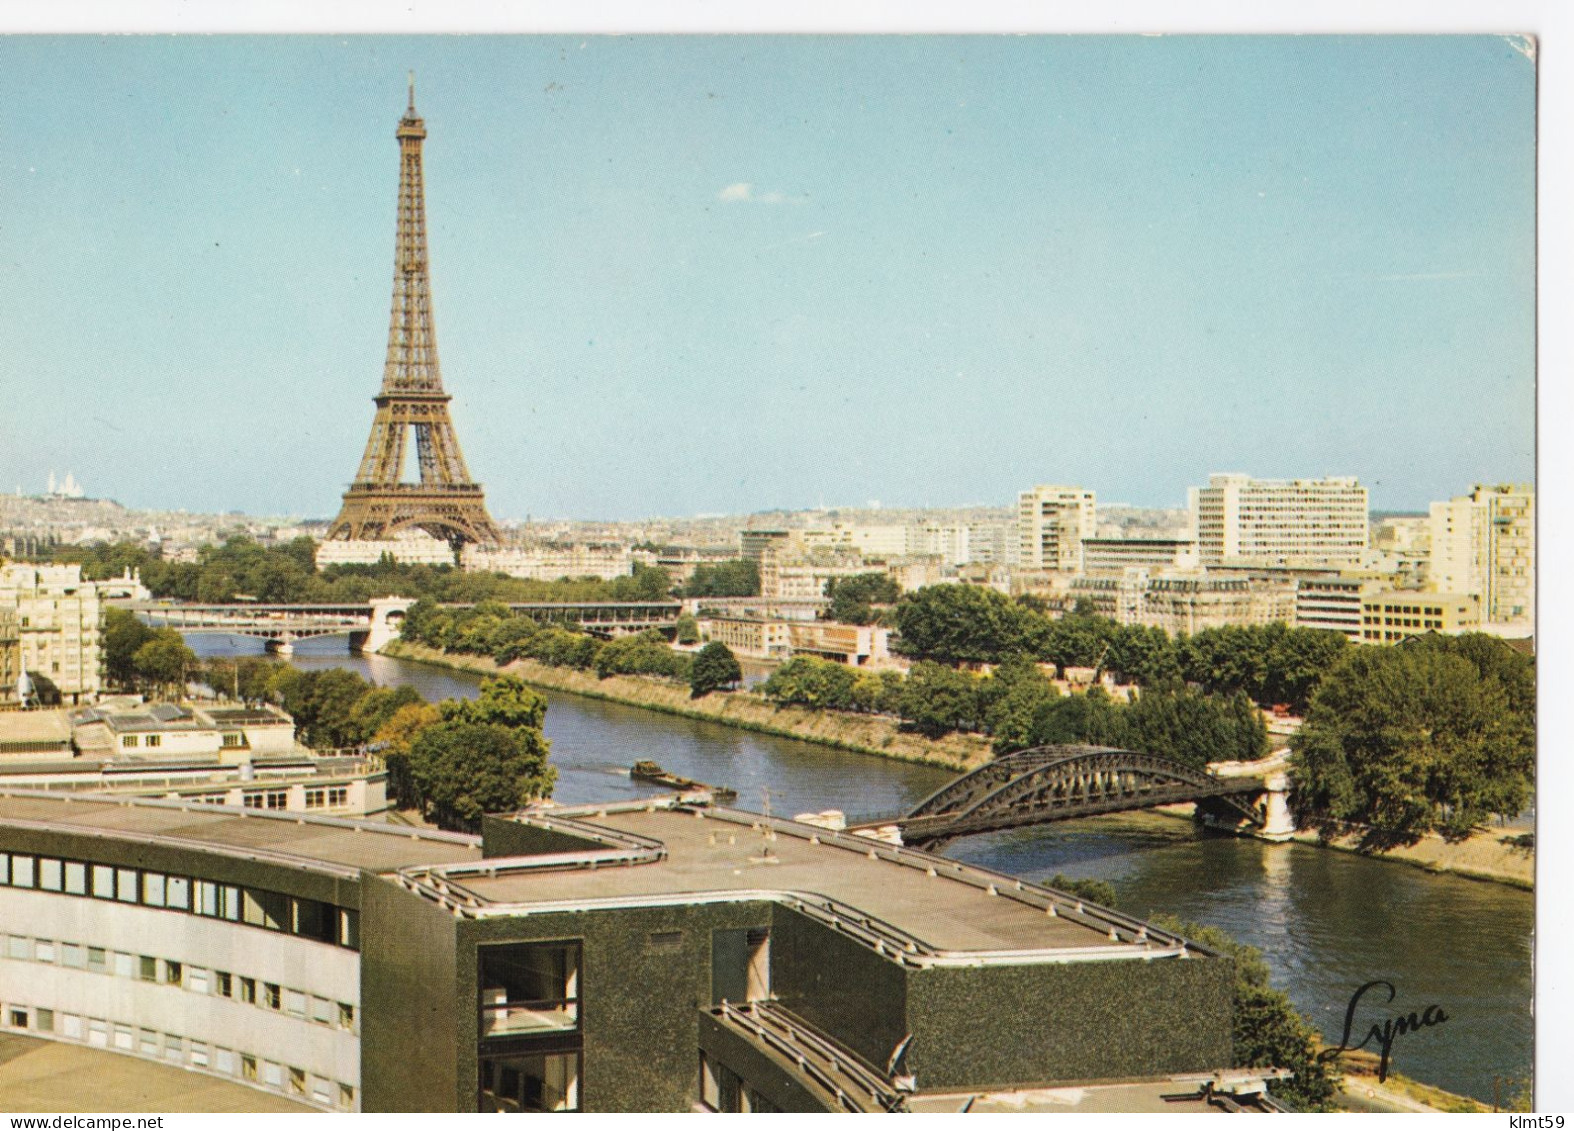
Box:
905;523;971;567
1188;475;1368;568
738;530;798;565
1295;577;1388;642
696;616;793;661
1428;484;1534;629
1358;590;1481;646
1082;537;1200;574
1017;486;1096;572
759;553;871;601
799;524;909;559
70;703;299;762
0;792;1266;1112
697;618;893;667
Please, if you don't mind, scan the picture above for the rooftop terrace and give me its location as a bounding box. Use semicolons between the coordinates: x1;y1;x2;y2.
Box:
397;798;1203;965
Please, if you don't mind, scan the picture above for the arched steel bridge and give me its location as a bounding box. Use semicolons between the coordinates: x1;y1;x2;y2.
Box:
885;745;1269;851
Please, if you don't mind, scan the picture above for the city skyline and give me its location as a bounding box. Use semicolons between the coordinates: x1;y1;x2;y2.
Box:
0;36;1536;520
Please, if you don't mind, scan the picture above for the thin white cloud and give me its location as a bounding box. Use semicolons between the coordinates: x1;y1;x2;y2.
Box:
760;231;827;252
717;181;805;205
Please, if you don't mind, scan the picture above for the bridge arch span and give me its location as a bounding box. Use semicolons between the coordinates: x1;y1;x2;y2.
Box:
896;744;1266;850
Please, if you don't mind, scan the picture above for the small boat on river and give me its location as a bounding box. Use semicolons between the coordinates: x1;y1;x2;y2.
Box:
629;760;738;802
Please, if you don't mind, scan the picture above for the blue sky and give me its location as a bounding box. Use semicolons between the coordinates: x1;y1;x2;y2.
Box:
0;35;1535;519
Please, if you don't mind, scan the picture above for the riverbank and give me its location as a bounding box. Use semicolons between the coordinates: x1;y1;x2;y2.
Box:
1151;803;1533;890
380;641;992;773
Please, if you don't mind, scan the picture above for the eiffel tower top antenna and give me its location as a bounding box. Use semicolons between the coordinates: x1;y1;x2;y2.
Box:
407;70;416;113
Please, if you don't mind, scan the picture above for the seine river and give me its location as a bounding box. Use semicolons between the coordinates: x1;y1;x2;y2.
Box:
197;637;1534;1106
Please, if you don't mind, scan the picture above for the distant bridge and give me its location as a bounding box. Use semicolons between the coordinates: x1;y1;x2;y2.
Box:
856;745;1292;850
117;597;683;654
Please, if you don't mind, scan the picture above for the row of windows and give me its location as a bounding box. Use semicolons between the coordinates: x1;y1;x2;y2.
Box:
1362;616;1446;630
1;933;356;1031
1;1001;355;1111
0;851;359;949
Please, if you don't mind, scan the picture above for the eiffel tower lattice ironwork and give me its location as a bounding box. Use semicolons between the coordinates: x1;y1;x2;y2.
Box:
326;79;503;550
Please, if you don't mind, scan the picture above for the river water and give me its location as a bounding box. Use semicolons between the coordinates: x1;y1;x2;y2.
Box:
198;637;1534;1106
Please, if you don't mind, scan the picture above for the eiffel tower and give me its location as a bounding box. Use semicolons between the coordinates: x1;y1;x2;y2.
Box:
326;78;503;550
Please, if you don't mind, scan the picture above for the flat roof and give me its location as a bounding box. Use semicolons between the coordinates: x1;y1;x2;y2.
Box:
0;1032;315;1114
0;712;72;744
0;791;481;877
403;800;1199;962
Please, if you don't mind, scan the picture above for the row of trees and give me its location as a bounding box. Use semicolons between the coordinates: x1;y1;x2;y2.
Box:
760;653;1268;765
400;600;742;699
893;585;1349;711
1290;634;1534;845
56;537;674;606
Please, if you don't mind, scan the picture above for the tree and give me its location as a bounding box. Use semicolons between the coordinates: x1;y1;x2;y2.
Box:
824;573;901;625
408;720;555;832
982;657;1061;754
442;674;548;730
1148;914;1341;1112
674;613;701;646
1046;873;1118;908
103;607;157;688
131;631;198;697
690;642;743;698
372;701;442;810
683;560;760;598
760;657;858;711
1290;641;1534;847
893;583;1038;665
899;661;984;738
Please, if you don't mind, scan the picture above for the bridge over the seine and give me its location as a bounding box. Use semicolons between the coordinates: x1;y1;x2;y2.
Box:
117;597;683;654
852;744;1295;849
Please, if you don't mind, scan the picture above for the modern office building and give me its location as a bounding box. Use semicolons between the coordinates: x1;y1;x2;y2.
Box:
0;791;1282;1113
1295;577;1388;642
1082;537;1200;574
1017;486;1097;572
1358;590;1481;646
1188;475;1368;568
1428;484;1534;630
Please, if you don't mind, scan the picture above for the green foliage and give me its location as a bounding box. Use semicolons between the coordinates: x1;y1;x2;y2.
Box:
408;720;555;832
130;631;198;696
441;674;548;730
1148;914;1341;1112
594;629;693;682
760;656;859;711
1046;873;1118;908
899;662;984;738
198;656;286;705
682;559;760;598
1289;634;1535;846
1023;685;1267;767
674;613;701;645
103;607;157;688
690;642;743;698
56;536;676;606
371;701;442;810
824;572;901;625
893;583;1039;665
980;657;1061;754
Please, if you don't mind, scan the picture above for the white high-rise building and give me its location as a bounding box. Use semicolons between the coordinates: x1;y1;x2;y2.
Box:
1187;474;1368;567
1428;484;1534;628
1017;486;1097;572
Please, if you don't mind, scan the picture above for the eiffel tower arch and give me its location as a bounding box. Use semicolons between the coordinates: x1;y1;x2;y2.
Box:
326;79;504;551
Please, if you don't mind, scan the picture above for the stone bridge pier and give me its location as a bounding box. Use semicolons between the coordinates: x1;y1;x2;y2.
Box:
362;597;416;653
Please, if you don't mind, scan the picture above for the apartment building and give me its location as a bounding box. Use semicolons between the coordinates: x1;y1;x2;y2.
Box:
1429;484;1534;629
1017;486;1096;572
1188;474;1368;568
0;563;138;704
1358;590;1481;646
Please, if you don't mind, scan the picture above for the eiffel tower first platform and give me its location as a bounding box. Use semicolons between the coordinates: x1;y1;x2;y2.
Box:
325;80;504;550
